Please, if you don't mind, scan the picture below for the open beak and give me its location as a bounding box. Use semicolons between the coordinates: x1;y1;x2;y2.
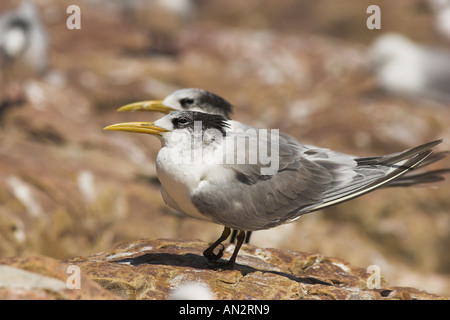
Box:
103;122;169;135
117;100;175;114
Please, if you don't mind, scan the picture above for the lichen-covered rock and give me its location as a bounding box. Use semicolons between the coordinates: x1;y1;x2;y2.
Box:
64;239;446;300
0;255;121;299
0;239;446;299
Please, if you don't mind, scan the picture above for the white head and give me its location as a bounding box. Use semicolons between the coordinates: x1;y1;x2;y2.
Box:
117;88;234;119
161;88;234;119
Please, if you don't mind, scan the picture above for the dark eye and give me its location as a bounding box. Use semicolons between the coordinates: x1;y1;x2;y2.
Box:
180;98;194;108
172;117;189;126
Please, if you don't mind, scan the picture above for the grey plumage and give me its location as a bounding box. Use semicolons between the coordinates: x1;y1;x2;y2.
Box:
190;132;442;231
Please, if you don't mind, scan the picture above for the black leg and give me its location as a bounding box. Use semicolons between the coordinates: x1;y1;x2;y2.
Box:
203;227;231;262
230;229;238;243
225;230;246;268
230;230;252;244
244;231;252;243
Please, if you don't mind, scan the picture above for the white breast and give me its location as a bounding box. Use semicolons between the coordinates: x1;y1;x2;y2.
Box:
156;146;211;221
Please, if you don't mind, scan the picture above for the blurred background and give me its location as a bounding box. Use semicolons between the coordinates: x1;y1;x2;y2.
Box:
0;0;449;296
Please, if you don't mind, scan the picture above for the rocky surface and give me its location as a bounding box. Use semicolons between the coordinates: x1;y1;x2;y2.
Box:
0;0;449;297
1;238;446;300
0;255;120;299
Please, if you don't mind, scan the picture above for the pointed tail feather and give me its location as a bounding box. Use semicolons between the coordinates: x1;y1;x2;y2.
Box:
355;140;443;167
384;168;450;187
413;151;449;169
384;149;450;187
308;140;442;213
356;140;449;188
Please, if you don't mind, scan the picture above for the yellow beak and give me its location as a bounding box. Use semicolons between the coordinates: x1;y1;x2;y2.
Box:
103;122;169;135
117;100;175;114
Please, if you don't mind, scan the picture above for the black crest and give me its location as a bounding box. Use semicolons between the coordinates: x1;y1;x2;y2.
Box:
197;90;233;119
171;111;230;136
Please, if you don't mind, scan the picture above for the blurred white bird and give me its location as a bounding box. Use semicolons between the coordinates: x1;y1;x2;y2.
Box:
369;33;450;102
0;0;49;81
0;0;49;113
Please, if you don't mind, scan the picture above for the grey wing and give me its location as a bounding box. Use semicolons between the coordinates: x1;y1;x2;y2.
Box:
191;144;337;230
191;138;440;231
228;119;302;146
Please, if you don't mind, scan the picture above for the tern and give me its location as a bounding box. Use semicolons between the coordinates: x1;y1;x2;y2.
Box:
105;110;448;268
117;88;299;145
0;0;49;80
369;33;450;102
116;88;450;244
117;88;302;243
